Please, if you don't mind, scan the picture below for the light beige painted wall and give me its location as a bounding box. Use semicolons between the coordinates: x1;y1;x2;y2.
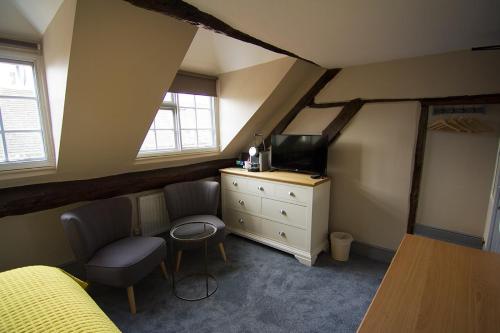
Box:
284;107;342;135
222;60;325;157
316;50;500;102
42;0;76;160
417;106;500;237
289;50;500;250
218;57;295;151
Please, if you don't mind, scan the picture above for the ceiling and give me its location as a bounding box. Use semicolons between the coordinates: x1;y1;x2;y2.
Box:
180;28;286;76
0;0;63;40
186;0;500;68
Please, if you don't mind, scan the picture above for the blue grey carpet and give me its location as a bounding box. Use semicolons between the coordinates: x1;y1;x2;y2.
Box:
89;234;387;333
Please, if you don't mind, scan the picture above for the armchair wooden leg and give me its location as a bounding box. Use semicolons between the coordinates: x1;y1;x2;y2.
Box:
127;286;136;315
175;250;183;272
218;242;227;263
160;260;169;280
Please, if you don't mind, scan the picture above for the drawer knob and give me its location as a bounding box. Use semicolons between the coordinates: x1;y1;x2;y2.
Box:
257;186;264;191
288;191;295;197
238;218;244;224
280;209;286;215
238;199;245;205
278;231;286;238
232;181;238;186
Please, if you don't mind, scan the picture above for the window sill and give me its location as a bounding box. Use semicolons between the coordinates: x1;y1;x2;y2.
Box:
0;164;57;181
134;148;221;165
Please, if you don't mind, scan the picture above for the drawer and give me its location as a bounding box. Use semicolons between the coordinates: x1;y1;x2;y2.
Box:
224;190;261;214
262;219;306;250
224;209;262;235
262;198;308;229
222;175;247;192
245;178;275;197
274;184;312;204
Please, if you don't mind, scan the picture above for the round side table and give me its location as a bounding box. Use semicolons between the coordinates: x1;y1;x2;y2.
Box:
169;221;218;301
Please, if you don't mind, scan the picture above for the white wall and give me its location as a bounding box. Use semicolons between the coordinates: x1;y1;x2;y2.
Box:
417;106;500;237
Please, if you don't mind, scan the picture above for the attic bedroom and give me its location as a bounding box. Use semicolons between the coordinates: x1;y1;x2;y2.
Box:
0;0;499;332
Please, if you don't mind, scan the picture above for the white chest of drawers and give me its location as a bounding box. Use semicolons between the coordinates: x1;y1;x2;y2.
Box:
220;168;331;266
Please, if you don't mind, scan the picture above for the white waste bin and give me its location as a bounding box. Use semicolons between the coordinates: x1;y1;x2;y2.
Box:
330;232;353;261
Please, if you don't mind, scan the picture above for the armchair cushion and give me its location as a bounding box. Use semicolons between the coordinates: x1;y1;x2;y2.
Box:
86;236;166;288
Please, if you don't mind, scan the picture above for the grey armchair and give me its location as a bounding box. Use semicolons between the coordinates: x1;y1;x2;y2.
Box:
163;181;227;271
60;197;167;314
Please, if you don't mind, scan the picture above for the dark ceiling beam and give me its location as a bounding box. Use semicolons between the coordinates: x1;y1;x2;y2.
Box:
124;0;319;66
0;158;234;219
263;68;341;147
322;98;365;144
308;93;500;109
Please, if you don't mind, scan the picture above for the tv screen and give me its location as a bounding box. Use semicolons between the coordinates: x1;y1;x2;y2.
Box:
271;134;328;175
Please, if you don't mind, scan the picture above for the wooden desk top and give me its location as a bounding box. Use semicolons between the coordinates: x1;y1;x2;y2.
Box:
219;168;330;187
358;234;500;333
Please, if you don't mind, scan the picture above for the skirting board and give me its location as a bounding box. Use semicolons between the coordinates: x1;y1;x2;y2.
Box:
350;241;395;264
414;224;484;249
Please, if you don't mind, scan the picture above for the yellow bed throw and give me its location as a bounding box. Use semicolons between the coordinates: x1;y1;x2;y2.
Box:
0;265;120;332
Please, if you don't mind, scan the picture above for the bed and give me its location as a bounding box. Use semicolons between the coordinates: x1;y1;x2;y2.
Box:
0;265;120;332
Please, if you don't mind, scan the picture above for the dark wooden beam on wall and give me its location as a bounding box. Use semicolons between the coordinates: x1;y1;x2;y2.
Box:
0;158;234;219
322;98;365;144
308;93;500;109
263;68;341;147
124;0;319;66
407;105;429;234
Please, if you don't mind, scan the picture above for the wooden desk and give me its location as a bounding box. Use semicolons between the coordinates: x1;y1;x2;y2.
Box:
358;234;500;333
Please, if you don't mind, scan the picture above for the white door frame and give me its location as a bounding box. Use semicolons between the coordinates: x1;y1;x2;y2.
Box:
485;139;500;252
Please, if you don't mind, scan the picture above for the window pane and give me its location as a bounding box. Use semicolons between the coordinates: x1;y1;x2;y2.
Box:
178;93;195;108
196;108;213;129
0;61;36;98
154;109;174;129
0;98;41;130
180;108;196;128
181;130;197;148
195;95;211;109
5;131;45;161
140;130;156;151
163;92;173;103
0;136;5;162
198;130;213;147
156;130;176;149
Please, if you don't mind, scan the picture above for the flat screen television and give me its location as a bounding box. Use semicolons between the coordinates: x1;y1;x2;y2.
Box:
271;134;328;175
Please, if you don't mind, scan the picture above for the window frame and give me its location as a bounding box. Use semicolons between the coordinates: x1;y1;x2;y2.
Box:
0;47;55;172
137;92;219;159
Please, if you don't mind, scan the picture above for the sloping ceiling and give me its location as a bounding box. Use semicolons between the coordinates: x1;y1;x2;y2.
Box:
180;28;286;76
56;0;197;179
186;0;500;68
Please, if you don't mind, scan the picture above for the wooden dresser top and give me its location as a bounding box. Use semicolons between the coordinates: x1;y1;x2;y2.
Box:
358;234;500;333
220;168;330;187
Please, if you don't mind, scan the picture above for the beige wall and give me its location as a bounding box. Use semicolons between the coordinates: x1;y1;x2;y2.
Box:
417;106;500;237
43;0;77;160
218;57;295;151
288;50;500;250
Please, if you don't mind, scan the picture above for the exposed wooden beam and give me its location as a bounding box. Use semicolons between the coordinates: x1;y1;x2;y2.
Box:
322;98;365;144
263;68;341;147
124;0;319;66
407;105;429;234
0;158;234;219
308;93;500;109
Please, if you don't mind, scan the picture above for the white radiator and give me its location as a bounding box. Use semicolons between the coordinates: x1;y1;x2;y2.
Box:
137;192;169;236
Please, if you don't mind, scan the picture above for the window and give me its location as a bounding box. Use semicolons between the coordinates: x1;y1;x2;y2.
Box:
139;92;217;156
0;52;53;171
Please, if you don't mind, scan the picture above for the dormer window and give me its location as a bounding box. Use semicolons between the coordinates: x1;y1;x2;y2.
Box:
138;72;218;158
0;48;54;172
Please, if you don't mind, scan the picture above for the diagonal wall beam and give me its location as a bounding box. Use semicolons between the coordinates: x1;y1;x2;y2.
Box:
322;98;365;144
263;68;341;146
124;0;319;66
